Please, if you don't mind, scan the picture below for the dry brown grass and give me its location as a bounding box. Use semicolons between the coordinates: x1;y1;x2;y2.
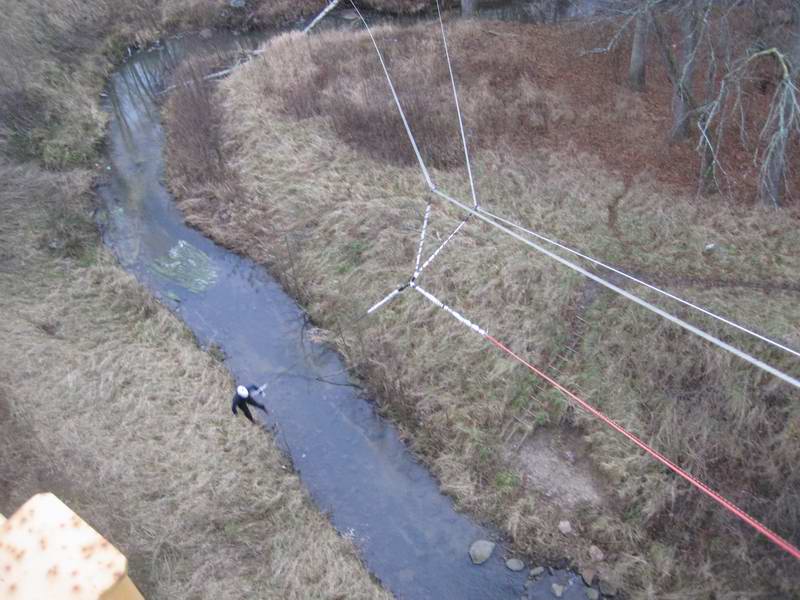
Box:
166;59;234;188
253;26;553;170
164;19;800;598
160;0;327;30
0;159;390;599
0;0;166;166
0;0;431;167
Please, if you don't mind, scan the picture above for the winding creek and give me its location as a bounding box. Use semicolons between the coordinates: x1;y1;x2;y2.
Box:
97;22;593;600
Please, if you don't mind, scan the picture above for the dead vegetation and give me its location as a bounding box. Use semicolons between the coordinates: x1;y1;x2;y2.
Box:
594;0;800;205
0;159;390;600
0;0;447;169
164;19;800;597
254;27;553;170
0;0;164;166
161;0;435;30
160;0;327;30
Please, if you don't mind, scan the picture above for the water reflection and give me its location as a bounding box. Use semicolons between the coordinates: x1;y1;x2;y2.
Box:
476;0;613;23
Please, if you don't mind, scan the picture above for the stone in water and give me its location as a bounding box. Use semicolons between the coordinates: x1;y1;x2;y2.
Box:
506;558;525;571
469;540;495;565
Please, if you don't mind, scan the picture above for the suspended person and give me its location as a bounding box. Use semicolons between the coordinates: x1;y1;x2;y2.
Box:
231;384;267;424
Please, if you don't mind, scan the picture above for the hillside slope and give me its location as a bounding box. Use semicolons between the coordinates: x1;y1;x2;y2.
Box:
164;20;800;597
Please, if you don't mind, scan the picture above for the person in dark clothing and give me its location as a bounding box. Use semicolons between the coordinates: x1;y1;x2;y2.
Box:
232;384;267;423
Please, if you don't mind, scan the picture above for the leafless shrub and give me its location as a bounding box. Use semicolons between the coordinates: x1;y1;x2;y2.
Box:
694;2;800;205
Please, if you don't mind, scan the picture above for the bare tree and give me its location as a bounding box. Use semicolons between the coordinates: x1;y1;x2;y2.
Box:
628;7;650;91
586;0;700;108
696;2;800;205
588;0;799;204
461;0;478;16
668;0;705;140
758;3;800;206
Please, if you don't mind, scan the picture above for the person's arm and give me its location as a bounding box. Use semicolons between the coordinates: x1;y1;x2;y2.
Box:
247;384;267;407
231;396;238;415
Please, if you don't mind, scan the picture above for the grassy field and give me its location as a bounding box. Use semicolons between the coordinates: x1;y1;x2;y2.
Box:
163;19;800;598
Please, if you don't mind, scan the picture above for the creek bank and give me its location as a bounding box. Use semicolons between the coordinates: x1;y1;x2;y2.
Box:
163;21;621;599
161;13;639;598
0;161;391;599
97;27;600;600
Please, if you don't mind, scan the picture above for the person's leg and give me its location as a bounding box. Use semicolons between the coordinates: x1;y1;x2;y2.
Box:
240;403;255;423
246;397;267;411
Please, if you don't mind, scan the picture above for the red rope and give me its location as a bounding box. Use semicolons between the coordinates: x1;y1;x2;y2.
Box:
484;334;800;562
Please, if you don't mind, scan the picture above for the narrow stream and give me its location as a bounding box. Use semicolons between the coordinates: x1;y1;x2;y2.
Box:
97;25;591;600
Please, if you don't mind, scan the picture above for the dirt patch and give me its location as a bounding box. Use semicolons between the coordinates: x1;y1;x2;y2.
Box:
508;429;604;509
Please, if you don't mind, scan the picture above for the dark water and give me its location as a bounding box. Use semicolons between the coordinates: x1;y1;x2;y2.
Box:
476;0;613;22
316;0;617;30
97;29;592;600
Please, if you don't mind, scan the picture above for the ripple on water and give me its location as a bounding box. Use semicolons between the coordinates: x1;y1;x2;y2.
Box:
150;239;218;293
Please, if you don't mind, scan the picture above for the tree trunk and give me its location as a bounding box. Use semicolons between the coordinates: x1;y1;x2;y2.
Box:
698;114;718;195
760;128;788;207
759;5;800;206
671;0;701;140
461;0;478;16
628;10;648;91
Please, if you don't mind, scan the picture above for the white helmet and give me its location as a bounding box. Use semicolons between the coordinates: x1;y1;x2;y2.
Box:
237;385;249;398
